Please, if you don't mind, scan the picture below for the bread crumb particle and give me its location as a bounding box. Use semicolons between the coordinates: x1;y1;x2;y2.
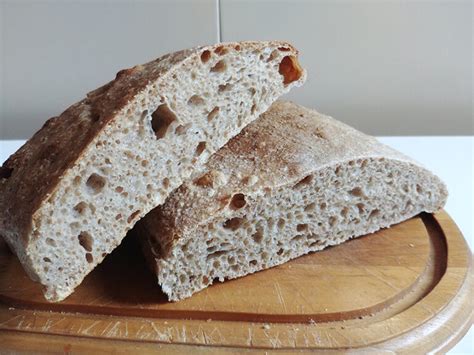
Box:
262;324;271;330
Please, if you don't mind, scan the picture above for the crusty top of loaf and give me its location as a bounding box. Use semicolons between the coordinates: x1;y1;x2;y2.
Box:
0;41;298;245
140;101;442;257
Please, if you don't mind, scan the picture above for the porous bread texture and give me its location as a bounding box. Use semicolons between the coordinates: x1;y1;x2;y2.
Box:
138;101;447;301
0;42;306;302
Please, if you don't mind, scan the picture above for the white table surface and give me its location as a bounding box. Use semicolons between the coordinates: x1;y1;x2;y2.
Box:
1;137;473;353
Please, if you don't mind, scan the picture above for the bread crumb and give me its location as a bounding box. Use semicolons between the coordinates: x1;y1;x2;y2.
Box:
409;243;414;247
309;319;316;325
262;323;271;330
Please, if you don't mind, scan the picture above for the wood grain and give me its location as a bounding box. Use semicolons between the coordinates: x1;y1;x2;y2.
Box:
0;210;472;353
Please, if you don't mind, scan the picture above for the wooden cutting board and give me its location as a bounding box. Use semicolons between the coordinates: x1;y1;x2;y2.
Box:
0;210;472;353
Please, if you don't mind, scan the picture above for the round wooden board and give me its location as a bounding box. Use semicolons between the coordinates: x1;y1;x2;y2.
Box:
0;211;472;353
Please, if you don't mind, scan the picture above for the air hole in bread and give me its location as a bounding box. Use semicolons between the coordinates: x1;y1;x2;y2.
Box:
86;253;93;263
141;160;149;167
207;107;219;121
279;56;303;85
115;186;123;193
292;235;304;242
416;184;423;194
305;203;315;212
252;227;263;243
78;231;93;252
207;250;227;260
200;50;211;63
0;166;13;180
267;217;275;229
251;103;257;115
151;104;177;139
369;209;380;219
294;175;312;188
187;95;205;106
220;241;232;249
278;46;291;52
127;210;141;223
73;176;81;186
43;257;51;263
73;202;87;215
223;217;244;231
202;276;210;284
341;207;349;217
356;203;365;213
193;173;213;188
210;60;227;73
266;50;278;62
218;83;233;93
349;187;363;197
309;239;324;248
249;260;258;266
162;178;170;189
86;173;106;194
214;45;228;56
195;141;206;156
46;238;56;247
229;193;246;210
297;223;308;232
329;216;337;227
175;123;191;135
277;218;286;230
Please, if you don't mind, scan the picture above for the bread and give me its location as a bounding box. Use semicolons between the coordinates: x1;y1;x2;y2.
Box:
137;101;448;301
0;42;306;302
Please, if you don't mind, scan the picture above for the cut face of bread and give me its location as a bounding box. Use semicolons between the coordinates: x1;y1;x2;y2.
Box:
0;42;306;302
138;101;447;301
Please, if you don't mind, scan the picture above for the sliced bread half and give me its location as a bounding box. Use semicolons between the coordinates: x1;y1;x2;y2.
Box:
0;42;306;301
137;101;447;301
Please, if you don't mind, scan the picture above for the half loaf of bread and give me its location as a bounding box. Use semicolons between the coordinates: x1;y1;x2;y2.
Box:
138;101;447;301
0;42;306;301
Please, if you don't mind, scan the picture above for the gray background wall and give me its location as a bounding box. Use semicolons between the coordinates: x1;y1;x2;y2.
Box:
0;0;472;139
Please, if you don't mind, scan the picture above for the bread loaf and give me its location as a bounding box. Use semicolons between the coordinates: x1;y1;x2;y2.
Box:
137;101;447;301
0;42;305;301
